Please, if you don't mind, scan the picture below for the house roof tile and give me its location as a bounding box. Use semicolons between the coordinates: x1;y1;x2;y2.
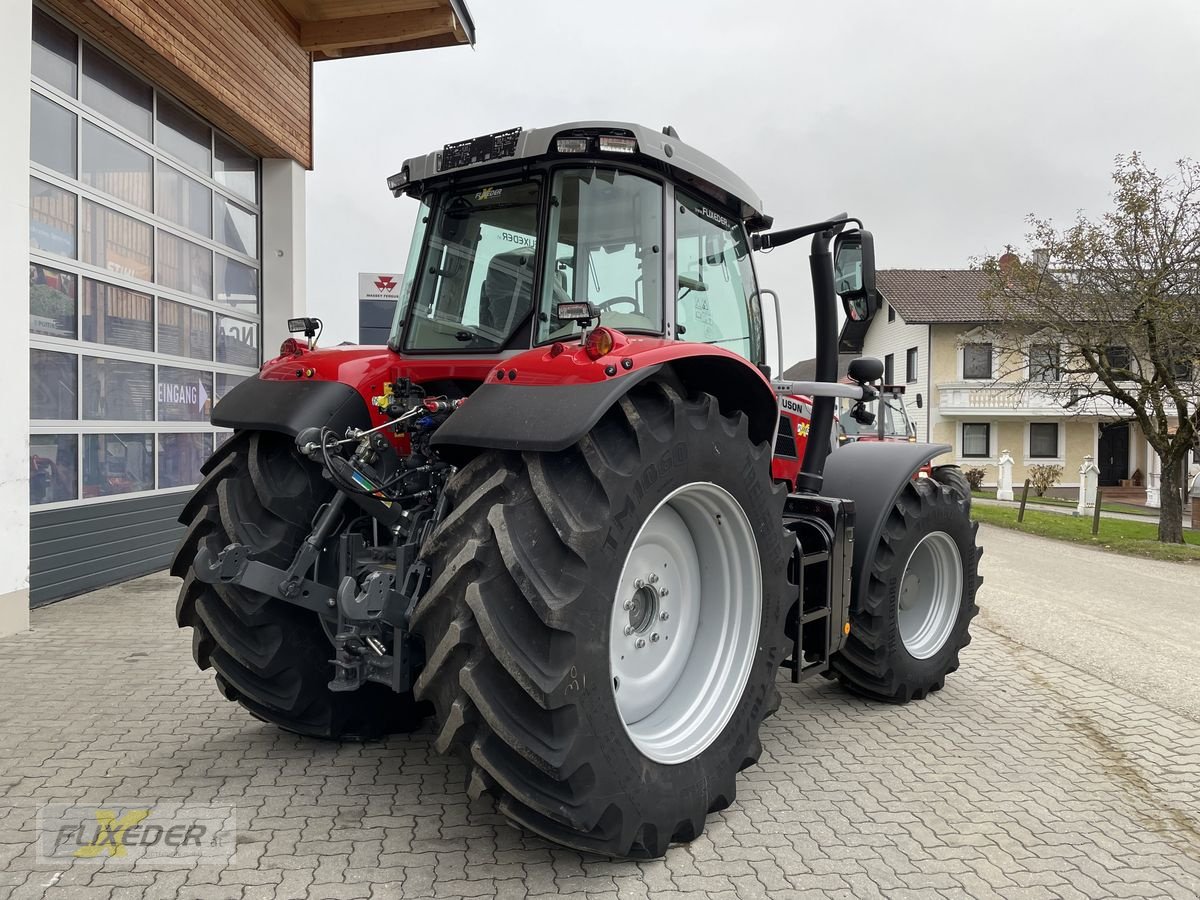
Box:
878;269;997;323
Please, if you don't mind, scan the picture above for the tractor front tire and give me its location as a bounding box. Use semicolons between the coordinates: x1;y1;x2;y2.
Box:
411;380;790;857
831;469;981;703
172;431;426;739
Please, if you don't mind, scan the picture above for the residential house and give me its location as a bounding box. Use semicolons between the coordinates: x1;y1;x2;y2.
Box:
838;269;1170;500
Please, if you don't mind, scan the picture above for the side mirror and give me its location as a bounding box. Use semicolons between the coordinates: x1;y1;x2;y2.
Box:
833;229;879;323
915;392;923;409
847;356;884;385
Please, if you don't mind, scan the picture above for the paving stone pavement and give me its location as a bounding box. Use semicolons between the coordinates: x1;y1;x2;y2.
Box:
1;571;1199;900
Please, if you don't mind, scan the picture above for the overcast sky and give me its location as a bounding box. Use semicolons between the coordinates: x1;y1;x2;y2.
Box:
306;0;1200;366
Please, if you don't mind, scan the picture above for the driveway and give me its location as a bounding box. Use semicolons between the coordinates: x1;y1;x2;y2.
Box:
0;530;1198;899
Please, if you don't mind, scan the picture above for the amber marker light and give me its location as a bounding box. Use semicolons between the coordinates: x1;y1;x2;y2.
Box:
584;327;616;360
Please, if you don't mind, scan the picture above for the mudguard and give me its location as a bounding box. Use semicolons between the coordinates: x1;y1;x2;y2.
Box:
430;364;665;458
820;441;953;650
212;377;372;437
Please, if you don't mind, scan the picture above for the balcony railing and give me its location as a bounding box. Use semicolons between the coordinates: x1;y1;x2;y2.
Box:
937;381;1129;417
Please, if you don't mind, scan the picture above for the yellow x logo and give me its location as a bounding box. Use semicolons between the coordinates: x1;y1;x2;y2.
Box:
73;809;150;858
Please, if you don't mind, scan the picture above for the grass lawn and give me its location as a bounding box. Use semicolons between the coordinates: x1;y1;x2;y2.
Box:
971;489;1158;517
972;503;1200;563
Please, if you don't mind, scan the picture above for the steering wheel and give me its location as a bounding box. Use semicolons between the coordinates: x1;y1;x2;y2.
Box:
597;296;639;313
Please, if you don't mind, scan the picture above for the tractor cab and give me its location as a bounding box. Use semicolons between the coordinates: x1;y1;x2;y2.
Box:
385;123;767;367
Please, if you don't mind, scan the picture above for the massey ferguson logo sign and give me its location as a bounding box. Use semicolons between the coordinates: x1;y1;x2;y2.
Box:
359;273;401;302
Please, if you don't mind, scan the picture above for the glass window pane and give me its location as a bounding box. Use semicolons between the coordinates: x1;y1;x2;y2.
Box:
406;180;541;352
157;231;212;299
83;433;153;497
30;349;78;420
30;434;78;505
32;9;77;96
213;195;257;257
962;423;989;458
31;92;76;177
82;356;153;421
159;432;213;489
215;255;258;312
672;189;756;361
156;98;211;174
215;373;246;401
963;343;992;379
159;298;213;360
82;279;153;351
81;44;151;139
1030;423;1059;458
81;199;152;282
30;177;77;258
214;135;257;203
81;122;153;211
533;171;664;346
157;162;211;236
30;265;77;338
216;316;258;367
158;366;213;422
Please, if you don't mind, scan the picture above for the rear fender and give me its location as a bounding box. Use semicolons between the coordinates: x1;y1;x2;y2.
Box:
819;441;953;650
212;377;372;437
430;339;778;461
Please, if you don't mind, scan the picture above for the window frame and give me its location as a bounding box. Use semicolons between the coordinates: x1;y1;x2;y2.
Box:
960;422;991;459
962;342;994;380
671;184;761;365
1026;421;1062;462
905;346;918;384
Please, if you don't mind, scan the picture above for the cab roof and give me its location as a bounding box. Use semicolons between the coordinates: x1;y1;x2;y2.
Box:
389;120;770;230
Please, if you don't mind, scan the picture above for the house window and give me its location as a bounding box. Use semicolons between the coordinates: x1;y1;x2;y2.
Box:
1104;346;1132;373
905;346;918;384
887;302;895;323
1029;422;1059;459
963;342;992;379
1029;344;1060;382
962;423;990;458
884;353;894;385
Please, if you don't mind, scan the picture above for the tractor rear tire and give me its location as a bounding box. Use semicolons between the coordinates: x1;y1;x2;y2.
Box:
930;464;972;510
172;431;426;740
411;380;790;858
831;472;981;703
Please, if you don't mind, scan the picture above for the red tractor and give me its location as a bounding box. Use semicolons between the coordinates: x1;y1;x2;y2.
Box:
174;122;981;858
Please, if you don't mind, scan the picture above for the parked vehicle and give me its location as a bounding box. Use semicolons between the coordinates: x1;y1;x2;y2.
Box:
173;122;981;858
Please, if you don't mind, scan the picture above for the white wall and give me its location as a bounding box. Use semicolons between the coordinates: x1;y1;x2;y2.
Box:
1;0;33;637
861;302;931;440
261;159;307;355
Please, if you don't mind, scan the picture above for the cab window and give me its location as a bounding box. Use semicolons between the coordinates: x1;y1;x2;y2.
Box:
404;180;540;352
674;191;762;363
538;168;663;343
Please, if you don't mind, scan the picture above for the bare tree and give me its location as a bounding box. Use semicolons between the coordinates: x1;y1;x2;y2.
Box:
979;153;1200;543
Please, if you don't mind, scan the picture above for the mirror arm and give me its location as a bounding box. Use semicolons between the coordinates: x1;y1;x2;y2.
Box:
752;214;861;251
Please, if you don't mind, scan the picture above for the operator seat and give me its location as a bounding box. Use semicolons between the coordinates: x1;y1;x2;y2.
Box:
479;247;535;335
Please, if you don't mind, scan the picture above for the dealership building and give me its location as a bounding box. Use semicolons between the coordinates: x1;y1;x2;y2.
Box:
3;0;474;636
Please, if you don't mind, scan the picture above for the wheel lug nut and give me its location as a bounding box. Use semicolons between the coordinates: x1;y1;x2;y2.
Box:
660;611;669;621
624;625;634;636
635;638;646;649
651;633;659;642
623;599;633;610
660;589;669;597
649;573;659;584
635;579;645;589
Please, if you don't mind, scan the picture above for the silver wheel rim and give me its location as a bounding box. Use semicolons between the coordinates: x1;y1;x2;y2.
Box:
897;531;963;659
609;482;761;765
